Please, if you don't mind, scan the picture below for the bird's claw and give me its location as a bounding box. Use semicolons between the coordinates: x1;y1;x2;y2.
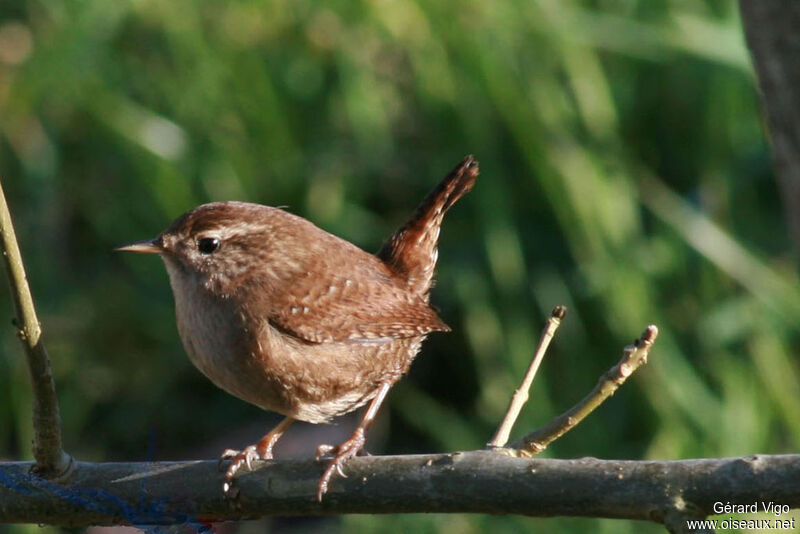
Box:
222;480;240;500
335;462;348;478
220;448;239;459
316;429;366;501
315;443;336;460
316;443;371;460
220;444;267;497
219;448;240;470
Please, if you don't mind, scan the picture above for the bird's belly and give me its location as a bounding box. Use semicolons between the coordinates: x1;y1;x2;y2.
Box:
255;328;425;423
173;289;424;423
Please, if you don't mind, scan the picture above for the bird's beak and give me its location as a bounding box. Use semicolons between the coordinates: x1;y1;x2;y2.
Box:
114;237;163;254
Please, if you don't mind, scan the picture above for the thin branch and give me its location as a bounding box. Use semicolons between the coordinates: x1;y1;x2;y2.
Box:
0;178;71;477
488;306;566;448
512;325;658;456
0;453;797;526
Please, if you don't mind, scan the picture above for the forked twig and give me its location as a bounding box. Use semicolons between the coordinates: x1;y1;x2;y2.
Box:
487;306;566;448
0;178;71;477
512;325;658;457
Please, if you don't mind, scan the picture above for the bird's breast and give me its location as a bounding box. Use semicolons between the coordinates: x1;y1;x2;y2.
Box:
161;258;285;410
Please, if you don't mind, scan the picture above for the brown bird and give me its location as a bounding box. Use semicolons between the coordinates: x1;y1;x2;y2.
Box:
116;156;478;500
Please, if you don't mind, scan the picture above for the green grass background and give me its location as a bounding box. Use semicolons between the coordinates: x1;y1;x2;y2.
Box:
0;0;798;532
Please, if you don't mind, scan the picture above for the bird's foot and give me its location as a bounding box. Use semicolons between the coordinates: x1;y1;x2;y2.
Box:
316;427;366;501
315;442;371;460
315;443;336;460
220;444;273;496
218;418;292;498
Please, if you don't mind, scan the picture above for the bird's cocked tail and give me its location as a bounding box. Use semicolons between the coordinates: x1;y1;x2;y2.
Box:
378;155;478;296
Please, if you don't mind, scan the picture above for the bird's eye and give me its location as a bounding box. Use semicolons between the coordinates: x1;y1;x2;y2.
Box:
197;237;221;254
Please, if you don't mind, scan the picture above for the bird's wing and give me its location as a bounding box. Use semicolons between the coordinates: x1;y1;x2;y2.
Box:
269;272;450;344
240;224;450;344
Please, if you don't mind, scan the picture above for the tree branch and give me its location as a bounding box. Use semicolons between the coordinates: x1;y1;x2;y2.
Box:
512;325;657;456
0;453;797;527
0;178;71;477
488;306;566;448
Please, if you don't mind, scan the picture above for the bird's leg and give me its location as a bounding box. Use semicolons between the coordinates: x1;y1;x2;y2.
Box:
221;416;293;494
316;381;392;501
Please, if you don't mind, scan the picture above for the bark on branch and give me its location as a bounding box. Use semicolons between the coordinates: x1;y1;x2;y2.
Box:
0;178;71;477
0;453;798;527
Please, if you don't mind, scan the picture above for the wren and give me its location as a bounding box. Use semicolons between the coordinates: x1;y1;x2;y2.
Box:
116;156;478;500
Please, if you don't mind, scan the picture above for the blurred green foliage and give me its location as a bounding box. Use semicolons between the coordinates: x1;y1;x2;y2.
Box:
0;0;798;532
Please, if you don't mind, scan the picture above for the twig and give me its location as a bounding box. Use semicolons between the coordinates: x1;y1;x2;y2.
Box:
487;306;566;448
512;325;658;457
0;178;71;477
